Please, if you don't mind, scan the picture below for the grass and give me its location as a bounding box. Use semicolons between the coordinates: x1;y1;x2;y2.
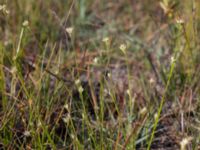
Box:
0;0;200;149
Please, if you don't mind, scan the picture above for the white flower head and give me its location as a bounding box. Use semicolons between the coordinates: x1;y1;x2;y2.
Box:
66;27;74;37
176;18;184;24
170;56;176;64
64;103;69;110
55;69;59;75
75;79;81;85
0;4;6;11
154;113;158;120
180;137;193;150
11;66;17;74
24;130;31;137
0;4;9;15
62;114;71;123
107;72;111;78
22;20;29;27
5;9;9;14
78;86;84;93
139;107;147;116
102;37;111;48
70;134;75;139
82;113;85;119
93;57;99;64
37;120;42;127
102;37;109;43
149;78;155;84
126;89;131;96
119;44;127;54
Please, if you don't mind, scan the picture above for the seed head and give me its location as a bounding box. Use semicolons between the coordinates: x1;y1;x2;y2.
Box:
24;130;31;137
107;72;111;78
102;37;109;43
154;113;158;120
176;18;184;24
149;78;155;84
64;103;69;110
22;20;29;27
126;89;131;96
0;4;6;11
11;66;17;74
66;27;74;37
62;114;71;123
78;86;84;93
139;107;147;116
93;57;99;64
75;79;81;85
180;137;193;150
70;134;75;139
37;120;42;127
119;44;127;54
170;56;176;64
0;4;9;14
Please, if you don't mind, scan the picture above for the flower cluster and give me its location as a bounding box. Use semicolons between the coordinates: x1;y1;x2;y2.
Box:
119;44;127;54
75;79;84;93
0;4;9;15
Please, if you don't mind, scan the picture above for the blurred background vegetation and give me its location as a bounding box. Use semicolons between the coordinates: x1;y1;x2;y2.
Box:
0;0;200;149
